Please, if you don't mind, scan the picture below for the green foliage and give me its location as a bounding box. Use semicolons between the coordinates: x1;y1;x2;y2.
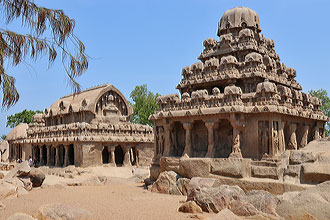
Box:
6;109;43;128
309;89;330;136
0;0;88;109
129;85;159;127
0;134;6;140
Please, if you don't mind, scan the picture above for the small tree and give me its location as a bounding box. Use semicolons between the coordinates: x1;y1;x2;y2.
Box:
129;85;159;127
309;89;330;136
0;0;88;109
0;134;6;140
6;109;42;128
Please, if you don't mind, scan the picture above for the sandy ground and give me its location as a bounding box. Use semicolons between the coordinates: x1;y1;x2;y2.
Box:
1;166;214;220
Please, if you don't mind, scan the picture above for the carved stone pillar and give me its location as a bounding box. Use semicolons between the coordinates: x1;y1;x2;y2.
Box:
46;146;51;166
123;145;132;166
279;121;286;152
55;146;60;167
300;125;309;148
288;123;298;150
39;146;44;166
163;123;173;156
183;122;193;157
229;127;243;158
109;146;116;167
314;126;320;140
64;145;69;167
204;120;218;158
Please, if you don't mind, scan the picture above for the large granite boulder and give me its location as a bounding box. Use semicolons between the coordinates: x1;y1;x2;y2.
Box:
188;181;258;216
151;171;181;195
276;181;330;220
35;203;92;220
5;161;30;179
29;168;45;187
242;190;279;216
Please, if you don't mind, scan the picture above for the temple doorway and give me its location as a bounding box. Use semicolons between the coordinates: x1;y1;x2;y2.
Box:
42;145;47;165
115;145;124;166
173;121;185;157
215;119;233;158
102;146;109;164
192;120;208;157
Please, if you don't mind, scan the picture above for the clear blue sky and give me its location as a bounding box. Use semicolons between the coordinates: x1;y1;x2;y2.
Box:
1;0;329;135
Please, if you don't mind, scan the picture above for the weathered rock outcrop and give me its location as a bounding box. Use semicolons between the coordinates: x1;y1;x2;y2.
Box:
151;171;181;195
276;181;330;220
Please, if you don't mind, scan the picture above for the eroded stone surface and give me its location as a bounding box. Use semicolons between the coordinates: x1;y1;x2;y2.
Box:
35;203;92;220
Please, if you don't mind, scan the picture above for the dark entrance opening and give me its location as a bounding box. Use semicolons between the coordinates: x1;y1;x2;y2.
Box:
68;144;75;165
35;146;40;164
59;145;65;167
192;120;208;157
215;119;233;158
115;146;124;166
102;147;109;164
50;147;56;166
42;145;47;165
173;121;185;157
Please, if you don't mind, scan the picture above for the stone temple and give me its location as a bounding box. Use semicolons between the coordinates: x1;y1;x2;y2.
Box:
6;84;154;167
150;7;328;180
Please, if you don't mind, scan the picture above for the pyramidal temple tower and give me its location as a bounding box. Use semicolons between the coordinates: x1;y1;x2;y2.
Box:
150;7;327;176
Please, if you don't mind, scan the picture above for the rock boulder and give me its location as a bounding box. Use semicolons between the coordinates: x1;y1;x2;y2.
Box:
151;171;181;195
178;201;203;214
29;168;45;187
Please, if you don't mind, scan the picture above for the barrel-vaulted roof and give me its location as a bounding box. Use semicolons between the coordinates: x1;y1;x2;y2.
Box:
6;123;28;141
45;84;133;117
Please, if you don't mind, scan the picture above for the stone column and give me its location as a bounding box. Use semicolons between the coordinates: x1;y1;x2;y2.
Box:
300;125;309;148
123;145;132;166
183;122;193;157
39;146;44;166
109;146;116;167
288;123;298;150
64;145;69;167
204;120;218;158
46;146;51;166
55;146;60;167
162;123;173;156
314;126;320;141
229;127;243;158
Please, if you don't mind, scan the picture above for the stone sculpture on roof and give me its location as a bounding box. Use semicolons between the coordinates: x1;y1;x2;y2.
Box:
7;84;154;167
149;7;328;180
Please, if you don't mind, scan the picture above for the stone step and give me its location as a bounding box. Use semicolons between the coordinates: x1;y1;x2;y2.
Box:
250;161;278;167
251;165;279;180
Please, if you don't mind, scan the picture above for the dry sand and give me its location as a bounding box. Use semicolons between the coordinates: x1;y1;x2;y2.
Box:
0;166;214;220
